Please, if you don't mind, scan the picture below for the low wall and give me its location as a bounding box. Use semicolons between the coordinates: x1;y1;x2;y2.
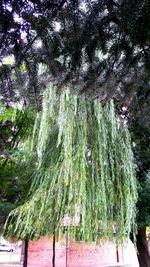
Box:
25;237;139;267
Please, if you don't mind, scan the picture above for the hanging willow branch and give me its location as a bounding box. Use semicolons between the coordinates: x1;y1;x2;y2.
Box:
5;85;137;243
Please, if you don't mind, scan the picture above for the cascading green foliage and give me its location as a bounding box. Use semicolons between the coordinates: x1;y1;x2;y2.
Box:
6;85;137;243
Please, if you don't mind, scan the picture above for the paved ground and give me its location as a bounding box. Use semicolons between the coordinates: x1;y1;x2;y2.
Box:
0;251;21;266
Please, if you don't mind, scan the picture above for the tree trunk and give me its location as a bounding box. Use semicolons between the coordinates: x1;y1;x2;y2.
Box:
23;238;28;267
52;233;55;267
136;228;150;267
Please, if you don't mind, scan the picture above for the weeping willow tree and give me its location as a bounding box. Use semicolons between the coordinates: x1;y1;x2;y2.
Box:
6;85;137;243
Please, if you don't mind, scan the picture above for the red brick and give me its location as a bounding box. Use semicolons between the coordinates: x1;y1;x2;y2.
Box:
25;237;139;267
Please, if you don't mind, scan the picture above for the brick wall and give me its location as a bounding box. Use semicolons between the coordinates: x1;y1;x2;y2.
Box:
25;237;139;267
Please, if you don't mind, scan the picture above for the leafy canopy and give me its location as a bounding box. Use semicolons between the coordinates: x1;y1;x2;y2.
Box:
6;86;137;243
0;102;36;231
0;0;150;107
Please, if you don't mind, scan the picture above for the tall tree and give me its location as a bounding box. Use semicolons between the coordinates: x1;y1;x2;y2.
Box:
0;103;36;232
128;87;150;267
0;1;150;266
6;86;137;244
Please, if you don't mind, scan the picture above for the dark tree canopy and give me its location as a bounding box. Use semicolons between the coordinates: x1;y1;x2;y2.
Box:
0;0;150;107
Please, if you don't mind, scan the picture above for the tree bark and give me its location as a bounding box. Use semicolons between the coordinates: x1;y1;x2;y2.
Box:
136;228;150;267
52;233;55;267
23;238;28;267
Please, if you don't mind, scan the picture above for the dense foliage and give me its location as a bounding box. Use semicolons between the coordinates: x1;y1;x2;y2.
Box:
0;0;150;107
127;86;150;229
6;86;137;243
0;1;149;264
0;103;36;232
